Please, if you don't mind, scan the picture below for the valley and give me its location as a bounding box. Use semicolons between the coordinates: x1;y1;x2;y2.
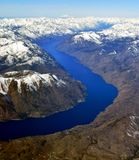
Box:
0;17;139;160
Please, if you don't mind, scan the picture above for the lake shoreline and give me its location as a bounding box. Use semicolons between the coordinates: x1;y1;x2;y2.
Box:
0;37;118;141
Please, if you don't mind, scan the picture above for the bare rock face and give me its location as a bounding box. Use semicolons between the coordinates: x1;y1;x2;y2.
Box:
0;94;18;120
0;70;84;120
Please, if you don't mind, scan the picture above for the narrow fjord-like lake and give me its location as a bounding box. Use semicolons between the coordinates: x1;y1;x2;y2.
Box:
0;37;118;140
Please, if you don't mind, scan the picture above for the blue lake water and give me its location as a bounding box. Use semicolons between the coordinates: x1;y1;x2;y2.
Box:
0;37;118;141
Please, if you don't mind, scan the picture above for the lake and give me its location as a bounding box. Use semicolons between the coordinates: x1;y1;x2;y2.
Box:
0;36;118;140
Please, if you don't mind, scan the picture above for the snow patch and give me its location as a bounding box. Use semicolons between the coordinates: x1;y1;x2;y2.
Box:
127;115;139;139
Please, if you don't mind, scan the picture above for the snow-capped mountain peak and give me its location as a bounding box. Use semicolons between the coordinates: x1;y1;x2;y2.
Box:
73;31;102;44
0;71;66;95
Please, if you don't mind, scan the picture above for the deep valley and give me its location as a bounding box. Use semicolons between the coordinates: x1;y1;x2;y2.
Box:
0;17;139;160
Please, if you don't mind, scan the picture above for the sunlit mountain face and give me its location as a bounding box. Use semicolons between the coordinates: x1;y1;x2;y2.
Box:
0;14;139;160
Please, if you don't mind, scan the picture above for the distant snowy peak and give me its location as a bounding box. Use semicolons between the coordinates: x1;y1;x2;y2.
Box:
16;17;98;38
73;32;102;44
1;17;139;40
0;70;66;95
100;23;139;39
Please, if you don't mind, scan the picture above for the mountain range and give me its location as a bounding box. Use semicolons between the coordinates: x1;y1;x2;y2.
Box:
0;17;139;160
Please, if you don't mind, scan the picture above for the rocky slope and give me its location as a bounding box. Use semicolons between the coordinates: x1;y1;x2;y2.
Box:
53;25;139;159
0;70;84;120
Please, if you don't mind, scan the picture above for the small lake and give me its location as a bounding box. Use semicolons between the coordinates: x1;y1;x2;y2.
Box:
0;36;118;141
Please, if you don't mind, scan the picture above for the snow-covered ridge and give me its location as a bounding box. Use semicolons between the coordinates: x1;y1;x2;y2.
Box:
73;31;102;44
17;17;139;40
0;41;28;65
0;30;55;68
0;17;99;38
100;23;139;40
0;71;66;95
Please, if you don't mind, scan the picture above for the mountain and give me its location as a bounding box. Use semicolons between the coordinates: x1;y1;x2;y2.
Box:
55;20;139;159
0;21;85;120
0;17;139;160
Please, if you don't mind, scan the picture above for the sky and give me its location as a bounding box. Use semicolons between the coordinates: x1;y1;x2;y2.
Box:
0;0;139;18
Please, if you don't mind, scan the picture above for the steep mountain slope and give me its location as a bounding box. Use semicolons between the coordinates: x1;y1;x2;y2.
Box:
0;25;84;120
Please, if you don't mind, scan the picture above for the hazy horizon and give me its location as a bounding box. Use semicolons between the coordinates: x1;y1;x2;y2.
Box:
0;0;139;18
